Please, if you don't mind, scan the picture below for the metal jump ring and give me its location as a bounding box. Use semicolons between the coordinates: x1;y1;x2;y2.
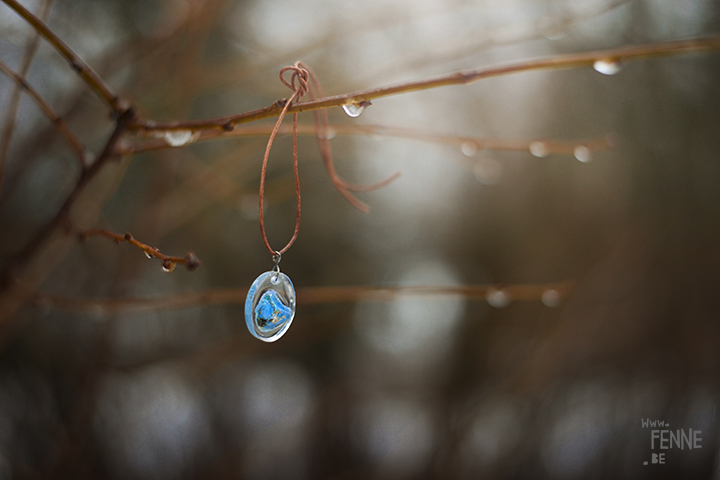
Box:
272;251;282;273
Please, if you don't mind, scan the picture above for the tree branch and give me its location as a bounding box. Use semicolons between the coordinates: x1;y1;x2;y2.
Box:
75;227;201;272
0;59;87;168
30;281;574;315
0;0;54;194
2;108;135;288
127;37;720;133
1;0;125;112
123;122;615;157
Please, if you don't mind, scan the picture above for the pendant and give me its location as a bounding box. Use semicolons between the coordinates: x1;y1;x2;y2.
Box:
245;270;296;342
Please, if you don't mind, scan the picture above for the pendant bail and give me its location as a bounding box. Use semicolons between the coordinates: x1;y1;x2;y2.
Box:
272;251;282;273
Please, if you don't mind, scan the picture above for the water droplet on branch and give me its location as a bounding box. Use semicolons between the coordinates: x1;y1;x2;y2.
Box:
162;129;199;147
529;141;549;158
342;101;371;118
487;289;511;308
541;289;561;307
474;157;503;185
593;59;622;76
574;145;592;163
461;141;477;157
162;260;176;273
318;128;336;140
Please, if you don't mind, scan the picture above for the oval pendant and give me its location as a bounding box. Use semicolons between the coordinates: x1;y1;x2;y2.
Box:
245;271;296;342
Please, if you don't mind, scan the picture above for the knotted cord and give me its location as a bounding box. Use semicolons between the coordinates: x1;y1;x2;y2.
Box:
258;62;401;256
258;63;307;256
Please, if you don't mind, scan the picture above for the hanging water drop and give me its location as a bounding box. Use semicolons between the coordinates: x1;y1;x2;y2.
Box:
245;271;296;342
529;141;549;158
574;145;592;163
145;252;153;259
593;59;622;76
163;129;199;147
319;128;336;140
541;25;566;41
541;289;561;307
162;260;176;273
486;289;511;308
473;157;503;185
342;101;371;118
460;141;477;157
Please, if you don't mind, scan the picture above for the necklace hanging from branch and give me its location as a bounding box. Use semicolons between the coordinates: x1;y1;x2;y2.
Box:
245;63;306;342
245;62;400;342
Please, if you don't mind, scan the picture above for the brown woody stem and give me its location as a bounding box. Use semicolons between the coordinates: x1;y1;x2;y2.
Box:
1;0;125;111
126;37;720;133
76;228;201;272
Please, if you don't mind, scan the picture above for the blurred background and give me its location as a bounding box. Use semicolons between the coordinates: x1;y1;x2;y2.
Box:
0;0;719;478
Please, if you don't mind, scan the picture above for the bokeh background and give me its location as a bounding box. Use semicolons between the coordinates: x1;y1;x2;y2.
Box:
1;0;719;478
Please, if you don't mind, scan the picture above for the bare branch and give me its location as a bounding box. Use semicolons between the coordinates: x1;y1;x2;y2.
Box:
0;59;87;168
1;0;125;112
127;37;720;133
2;108;136;289
74;227;201;272
124;122;615;157
30;281;574;315
0;0;54;194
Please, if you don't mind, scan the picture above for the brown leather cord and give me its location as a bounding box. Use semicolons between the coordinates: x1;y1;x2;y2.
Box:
300;63;401;213
258;62;401;257
258;63;307;256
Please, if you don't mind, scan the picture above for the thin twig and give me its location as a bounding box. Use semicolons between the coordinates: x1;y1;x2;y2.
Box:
0;0;54;194
0;59;87;168
2;108;136;289
1;0;124;111
75;228;201;272
124;123;615;157
127;37;720;133
30;281;574;315
300;62;400;212
389;0;634;78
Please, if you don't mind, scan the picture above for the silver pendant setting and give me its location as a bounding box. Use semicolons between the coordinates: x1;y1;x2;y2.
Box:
245;270;296;342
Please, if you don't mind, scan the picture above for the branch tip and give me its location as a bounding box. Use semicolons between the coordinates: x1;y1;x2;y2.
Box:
185;253;201;271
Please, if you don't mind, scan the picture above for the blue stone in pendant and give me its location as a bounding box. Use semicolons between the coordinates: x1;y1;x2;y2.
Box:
245;271;296;342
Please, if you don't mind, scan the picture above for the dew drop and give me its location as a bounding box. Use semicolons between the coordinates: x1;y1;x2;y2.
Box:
145;252;153;259
319;127;336;140
574;145;592;163
473;157;503;186
461;141;477;157
162;261;176;273
593;59;622;76
487;289;511;308
163;129;199;147
342;101;370;118
529;141;549;158
541;289;562;307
